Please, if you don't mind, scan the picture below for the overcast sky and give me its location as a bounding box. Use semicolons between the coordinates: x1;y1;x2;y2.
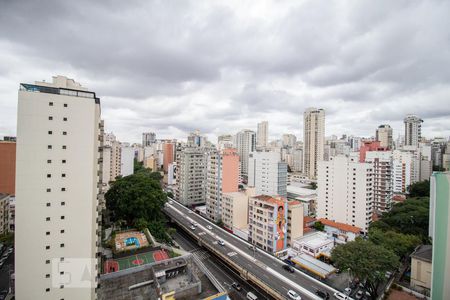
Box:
1;0;449;144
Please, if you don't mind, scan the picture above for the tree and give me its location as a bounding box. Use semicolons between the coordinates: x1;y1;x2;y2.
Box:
309;182;317;189
134;158;144;173
0;233;14;246
105;172;168;241
369;197;429;241
408;180;430;198
331;239;399;299
369;228;421;259
313;221;324;231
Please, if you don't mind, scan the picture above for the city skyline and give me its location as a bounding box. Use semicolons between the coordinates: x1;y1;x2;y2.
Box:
1;1;450;143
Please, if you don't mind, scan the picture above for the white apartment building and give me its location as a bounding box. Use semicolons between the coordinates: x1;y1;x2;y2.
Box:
317;155;374;233
282;134;297;148
303;108;325;179
257;121;268;149
404;115;423;147
120;145;134;177
175;147;208;206
235;129;256;179
217;134;234;150
376;124;393;149
142;132;156;147
248;151;287;198
292;149;303;172
365;151;393;213
392;150;413;193
16;76;100;299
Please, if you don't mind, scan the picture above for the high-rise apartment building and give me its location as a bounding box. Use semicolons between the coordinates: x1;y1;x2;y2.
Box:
404;115;423;147
365;151;393;213
317;155;374;233
282;134;297;148
235;129;256;179
256;121;268;149
429;172;450;300
376;124;393;149
217;134;234;150
142;132;156;147
163;142;175;173
303;108;325;179
15;76;100;299
205;148;240;222
292;149;303;172
175;147;208;206
120;145;134;176
248;151;287;198
0;140;16;195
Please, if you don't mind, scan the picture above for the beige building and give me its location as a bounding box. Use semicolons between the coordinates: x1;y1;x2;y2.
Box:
256;121;268;150
303;108;325;179
144;155;158;171
404;115;423;147
221;188;254;231
287;201;304;247
410;245;432;293
15;76;100;299
376;124;393;149
0;194;10;235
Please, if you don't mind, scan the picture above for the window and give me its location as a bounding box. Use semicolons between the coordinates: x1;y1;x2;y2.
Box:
46;188;51;192
46;231;50;235
48;131;53;135
46;245;50;250
60;257;64;262
61;188;66;192
47;160;52;163
60;285;64;289
63;117;67;121
61;202;65;206
45;274;50;278
46;217;50;221
64;103;68;107
62;159;66;163
62;174;66;178
60;271;64;275
46;288;50;292
60;244;65;248
49;116;53;120
61;216;65;220
49;102;53;106
46;203;51;207
62;145;66;149
62;131;67;135
48;145;52;149
60;229;65;233
47;174;51;178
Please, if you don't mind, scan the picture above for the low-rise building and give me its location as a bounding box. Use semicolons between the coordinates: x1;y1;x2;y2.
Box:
287;185;317;216
287;201;304;247
317;218;362;243
410;245;432;293
292;232;333;258
221;188;255;232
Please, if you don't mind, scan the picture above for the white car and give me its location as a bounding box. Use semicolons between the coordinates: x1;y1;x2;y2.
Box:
191;222;198;227
344;287;352;295
190;225;196;230
217;240;225;246
206;225;213;230
334;292;349;300
287;289;301;300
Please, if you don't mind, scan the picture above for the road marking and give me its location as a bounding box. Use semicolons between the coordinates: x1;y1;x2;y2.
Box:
227;251;237;257
198;232;206;236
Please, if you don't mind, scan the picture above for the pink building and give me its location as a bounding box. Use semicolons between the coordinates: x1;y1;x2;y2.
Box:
221;148;240;193
359;141;388;162
163;142;174;173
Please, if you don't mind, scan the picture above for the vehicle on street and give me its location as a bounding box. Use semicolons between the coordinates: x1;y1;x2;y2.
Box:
246;291;258;300
344;287;352;295
282;264;295;273
218;240;225;246
231;282;242;291
283;258;295;266
333;292;349;300
316;290;330;299
190;225;196;230
0;290;7;300
287;289;301;300
206;225;213;230
355;290;363;299
191;222;198;227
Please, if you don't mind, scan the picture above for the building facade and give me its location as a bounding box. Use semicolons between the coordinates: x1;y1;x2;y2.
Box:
256;121;268;150
317;155;374;233
235;129;256;180
376;124;393;149
142;132;156;147
15;76;100;299
248;151;287;198
365;151;393;213
303;108;325;179
0;141;16;195
404;115;423;147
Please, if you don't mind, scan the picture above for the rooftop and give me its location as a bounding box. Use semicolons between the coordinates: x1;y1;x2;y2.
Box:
318;218;362;234
411;245;432;263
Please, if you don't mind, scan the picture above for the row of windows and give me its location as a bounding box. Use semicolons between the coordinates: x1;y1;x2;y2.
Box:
47;159;66;163
46;229;65;235
45;216;65;221
45;244;65;250
49;102;68;107
49;116;68;121
47;174;66;178
46;188;66;192
46;202;65;206
48;145;67;150
48;131;67;135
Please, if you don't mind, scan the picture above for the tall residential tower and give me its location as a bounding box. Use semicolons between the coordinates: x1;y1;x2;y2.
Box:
303;108;325;179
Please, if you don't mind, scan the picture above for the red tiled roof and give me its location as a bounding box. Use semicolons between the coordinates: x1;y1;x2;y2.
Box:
318;218;362;234
304;216;317;223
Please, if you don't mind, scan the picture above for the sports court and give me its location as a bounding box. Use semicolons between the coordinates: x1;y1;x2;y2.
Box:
104;249;171;274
